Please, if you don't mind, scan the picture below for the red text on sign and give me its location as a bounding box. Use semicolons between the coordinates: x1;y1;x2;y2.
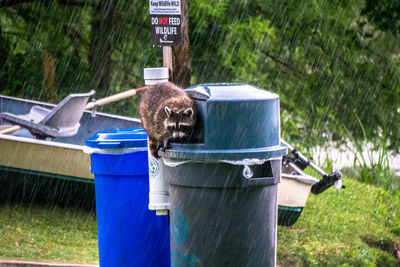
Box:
158;17;168;25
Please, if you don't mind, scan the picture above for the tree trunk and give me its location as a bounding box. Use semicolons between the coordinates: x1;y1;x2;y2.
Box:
172;0;190;88
88;0;115;94
42;51;59;102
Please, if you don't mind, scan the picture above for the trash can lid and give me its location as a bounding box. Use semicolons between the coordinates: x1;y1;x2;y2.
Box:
86;128;147;149
185;83;279;101
159;83;287;160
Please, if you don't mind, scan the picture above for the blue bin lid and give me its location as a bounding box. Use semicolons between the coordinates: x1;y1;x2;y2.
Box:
86;128;147;149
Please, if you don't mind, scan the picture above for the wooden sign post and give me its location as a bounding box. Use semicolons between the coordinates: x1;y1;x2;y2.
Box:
150;0;190;88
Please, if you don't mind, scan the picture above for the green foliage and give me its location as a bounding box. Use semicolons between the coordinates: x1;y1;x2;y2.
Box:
189;0;400;150
340;118;400;192
0;0;160;109
0;0;399;148
278;178;400;266
0;2;93;100
362;0;400;35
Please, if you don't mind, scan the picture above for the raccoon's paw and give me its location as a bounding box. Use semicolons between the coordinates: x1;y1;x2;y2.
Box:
155;142;162;151
162;139;171;151
161;144;170;152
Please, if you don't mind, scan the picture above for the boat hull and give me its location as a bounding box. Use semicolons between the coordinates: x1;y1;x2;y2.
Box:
0;134;92;180
0;94;141;180
277;177;312;226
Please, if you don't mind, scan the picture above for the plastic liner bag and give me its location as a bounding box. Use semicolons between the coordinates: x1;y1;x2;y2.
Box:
163;157;280;179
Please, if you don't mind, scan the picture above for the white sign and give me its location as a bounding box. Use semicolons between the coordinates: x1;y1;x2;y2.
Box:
149;0;181;15
149;0;182;46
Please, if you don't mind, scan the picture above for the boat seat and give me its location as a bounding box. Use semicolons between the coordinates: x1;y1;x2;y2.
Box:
0;90;95;139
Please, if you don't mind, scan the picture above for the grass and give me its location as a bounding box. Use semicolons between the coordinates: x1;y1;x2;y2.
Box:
340;119;400;193
278;178;400;266
0;177;399;266
0;204;98;264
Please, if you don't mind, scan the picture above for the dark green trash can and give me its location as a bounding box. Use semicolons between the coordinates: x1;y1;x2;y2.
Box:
160;83;287;267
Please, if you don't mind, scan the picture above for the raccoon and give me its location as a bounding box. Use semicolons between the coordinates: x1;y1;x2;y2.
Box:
139;82;196;158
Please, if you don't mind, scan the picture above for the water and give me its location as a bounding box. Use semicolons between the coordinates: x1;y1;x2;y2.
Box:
310;143;400;176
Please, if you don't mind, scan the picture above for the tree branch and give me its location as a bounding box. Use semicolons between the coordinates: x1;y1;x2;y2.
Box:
1;0;93;8
263;50;308;76
1;30;27;37
0;0;32;8
65;27;89;47
56;0;94;8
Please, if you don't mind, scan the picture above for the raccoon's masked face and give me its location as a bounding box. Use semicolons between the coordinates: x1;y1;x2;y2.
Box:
164;106;195;140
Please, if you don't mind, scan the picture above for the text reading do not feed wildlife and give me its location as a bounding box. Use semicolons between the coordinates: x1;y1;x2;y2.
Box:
149;0;182;46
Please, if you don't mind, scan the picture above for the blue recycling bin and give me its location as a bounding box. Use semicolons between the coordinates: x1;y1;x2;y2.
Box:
86;128;170;267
